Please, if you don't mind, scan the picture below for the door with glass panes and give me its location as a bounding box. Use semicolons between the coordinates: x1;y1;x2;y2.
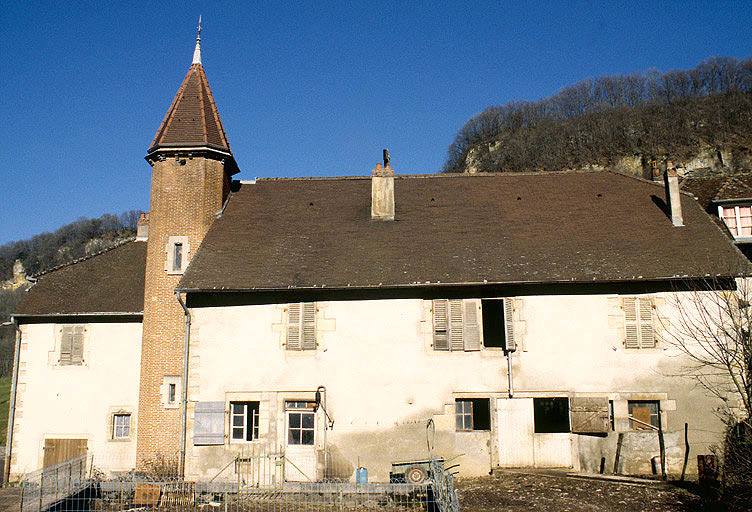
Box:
284;400;316;481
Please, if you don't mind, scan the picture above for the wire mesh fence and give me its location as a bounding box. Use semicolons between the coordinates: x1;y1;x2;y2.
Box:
18;452;460;512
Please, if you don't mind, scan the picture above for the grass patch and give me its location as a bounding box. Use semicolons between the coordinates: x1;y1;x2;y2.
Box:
0;376;12;445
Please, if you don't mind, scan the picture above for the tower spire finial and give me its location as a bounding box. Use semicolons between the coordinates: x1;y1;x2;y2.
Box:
192;15;202;65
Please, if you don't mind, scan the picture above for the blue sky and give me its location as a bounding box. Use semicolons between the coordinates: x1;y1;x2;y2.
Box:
1;1;751;244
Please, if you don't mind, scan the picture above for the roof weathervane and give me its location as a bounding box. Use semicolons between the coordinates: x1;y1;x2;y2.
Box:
192;15;202;65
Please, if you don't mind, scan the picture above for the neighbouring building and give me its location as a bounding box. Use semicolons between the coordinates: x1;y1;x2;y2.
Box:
6;31;751;483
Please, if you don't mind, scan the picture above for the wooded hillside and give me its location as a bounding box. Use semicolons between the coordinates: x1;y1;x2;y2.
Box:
444;57;752;174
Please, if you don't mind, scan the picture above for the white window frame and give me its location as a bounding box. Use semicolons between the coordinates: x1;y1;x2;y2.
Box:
165;236;190;274
286;303;317;351
58;324;86;366
623;297;656;349
718;204;752;239
285;401;316;446
112;413;131;439
230;401;260;443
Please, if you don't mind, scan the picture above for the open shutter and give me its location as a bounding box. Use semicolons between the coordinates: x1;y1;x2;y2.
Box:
194;401;226;445
71;325;84;364
449;299;464;351
433;300;449;350
60;326;73;365
503;299;516;352
638;298;655;348
570;397;610;433
463;300;481;351
301;302;316;350
623;298;639;349
287;303;302;350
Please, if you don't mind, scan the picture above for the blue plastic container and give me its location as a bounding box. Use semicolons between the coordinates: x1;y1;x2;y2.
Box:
356;467;368;483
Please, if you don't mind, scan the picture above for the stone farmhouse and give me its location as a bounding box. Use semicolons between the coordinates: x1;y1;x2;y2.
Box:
6;32;751;483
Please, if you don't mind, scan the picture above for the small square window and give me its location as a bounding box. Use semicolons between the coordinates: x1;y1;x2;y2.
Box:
286;400;315;445
113;414;131;439
533;397;570;433
628;400;660;430
455;398;491;431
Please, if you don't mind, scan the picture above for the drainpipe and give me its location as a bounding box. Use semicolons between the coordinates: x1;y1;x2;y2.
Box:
4;317;21;482
175;291;191;479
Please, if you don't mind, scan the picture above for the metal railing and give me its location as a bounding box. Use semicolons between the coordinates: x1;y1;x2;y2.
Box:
20;454;90;512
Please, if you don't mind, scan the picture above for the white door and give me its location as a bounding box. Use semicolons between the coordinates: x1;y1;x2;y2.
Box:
497;398;535;467
284;401;317;482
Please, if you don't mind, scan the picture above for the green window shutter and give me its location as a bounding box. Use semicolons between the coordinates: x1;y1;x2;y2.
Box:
463;299;481;351
287;303;302;350
60;326;73;365
638;298;656;348
301;302;316;350
504;298;516;352
433;299;449;350
623;298;640;348
449;299;464;351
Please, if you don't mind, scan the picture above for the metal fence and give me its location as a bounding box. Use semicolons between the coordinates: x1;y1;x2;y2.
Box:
18;453;460;512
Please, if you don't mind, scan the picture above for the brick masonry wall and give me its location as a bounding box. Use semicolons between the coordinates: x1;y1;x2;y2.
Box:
136;155;229;465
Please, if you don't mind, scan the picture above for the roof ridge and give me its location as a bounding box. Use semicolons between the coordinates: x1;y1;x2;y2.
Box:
31;237;138;279
253;169;605;183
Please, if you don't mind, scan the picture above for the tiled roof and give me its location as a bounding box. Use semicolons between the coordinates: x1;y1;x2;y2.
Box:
682;169;752;210
148;64;231;154
15;241;146;316
178;171;750;292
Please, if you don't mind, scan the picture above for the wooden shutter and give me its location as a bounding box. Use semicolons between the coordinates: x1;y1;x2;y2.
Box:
449;299;464;351
301;302;316;350
638;298;655;348
71;325;84;364
194;401;226;445
503;299;516;352
60;326;73;365
287;303;301;350
623;298;639;348
433;299;449;350
463;300;481;351
570;397;610;433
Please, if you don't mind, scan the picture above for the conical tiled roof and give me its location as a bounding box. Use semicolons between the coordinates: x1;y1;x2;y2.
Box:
148;63;232;154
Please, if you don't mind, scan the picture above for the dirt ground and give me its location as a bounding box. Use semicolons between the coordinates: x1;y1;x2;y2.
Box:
455;471;713;512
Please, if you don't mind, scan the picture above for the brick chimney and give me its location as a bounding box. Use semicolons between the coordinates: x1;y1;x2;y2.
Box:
136;212;149;241
664;161;684;227
371;150;395;221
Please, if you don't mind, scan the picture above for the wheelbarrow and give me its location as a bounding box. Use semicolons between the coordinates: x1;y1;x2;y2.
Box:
389;458;445;484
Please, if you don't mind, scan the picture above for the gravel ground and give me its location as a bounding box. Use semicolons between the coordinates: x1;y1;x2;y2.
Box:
455;471;711;512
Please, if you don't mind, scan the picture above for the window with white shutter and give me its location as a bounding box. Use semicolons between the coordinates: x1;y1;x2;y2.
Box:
286;303;316;351
623;297;656;349
60;325;85;365
432;299;481;351
480;298;515;351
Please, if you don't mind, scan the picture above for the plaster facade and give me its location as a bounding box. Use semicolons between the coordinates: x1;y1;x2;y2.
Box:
10;321;142;477
182;292;726;482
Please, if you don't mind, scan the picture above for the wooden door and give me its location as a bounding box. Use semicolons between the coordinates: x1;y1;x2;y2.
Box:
43;439;87;468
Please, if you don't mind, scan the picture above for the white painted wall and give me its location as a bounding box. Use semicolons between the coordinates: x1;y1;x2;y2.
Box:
10;321;142;477
185;292;727;480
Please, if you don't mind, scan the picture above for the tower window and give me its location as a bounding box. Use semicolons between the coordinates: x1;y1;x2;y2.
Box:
166;237;190;274
173;243;183;271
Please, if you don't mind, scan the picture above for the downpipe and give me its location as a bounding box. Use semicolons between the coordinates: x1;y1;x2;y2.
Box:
4;317;21;482
175;291;191;479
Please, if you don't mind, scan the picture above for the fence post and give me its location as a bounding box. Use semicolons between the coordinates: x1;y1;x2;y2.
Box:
39;471;44;512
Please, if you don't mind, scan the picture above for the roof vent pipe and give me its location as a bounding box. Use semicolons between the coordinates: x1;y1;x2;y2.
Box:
664;161;684;227
371;150;395;221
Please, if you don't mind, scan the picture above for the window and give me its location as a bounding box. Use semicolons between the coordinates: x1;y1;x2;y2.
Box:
60;325;84;365
455;398;491;431
286;303;316;350
720;205;752;238
113;413;131;439
162;376;181;408
609;400;615;431
623;297;656;348
481;299;515;350
286;401;315;445
533;397;570;433
230;401;259;442
168;384;176;404
432;299;480;351
628;400;660;430
166;236;189;274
